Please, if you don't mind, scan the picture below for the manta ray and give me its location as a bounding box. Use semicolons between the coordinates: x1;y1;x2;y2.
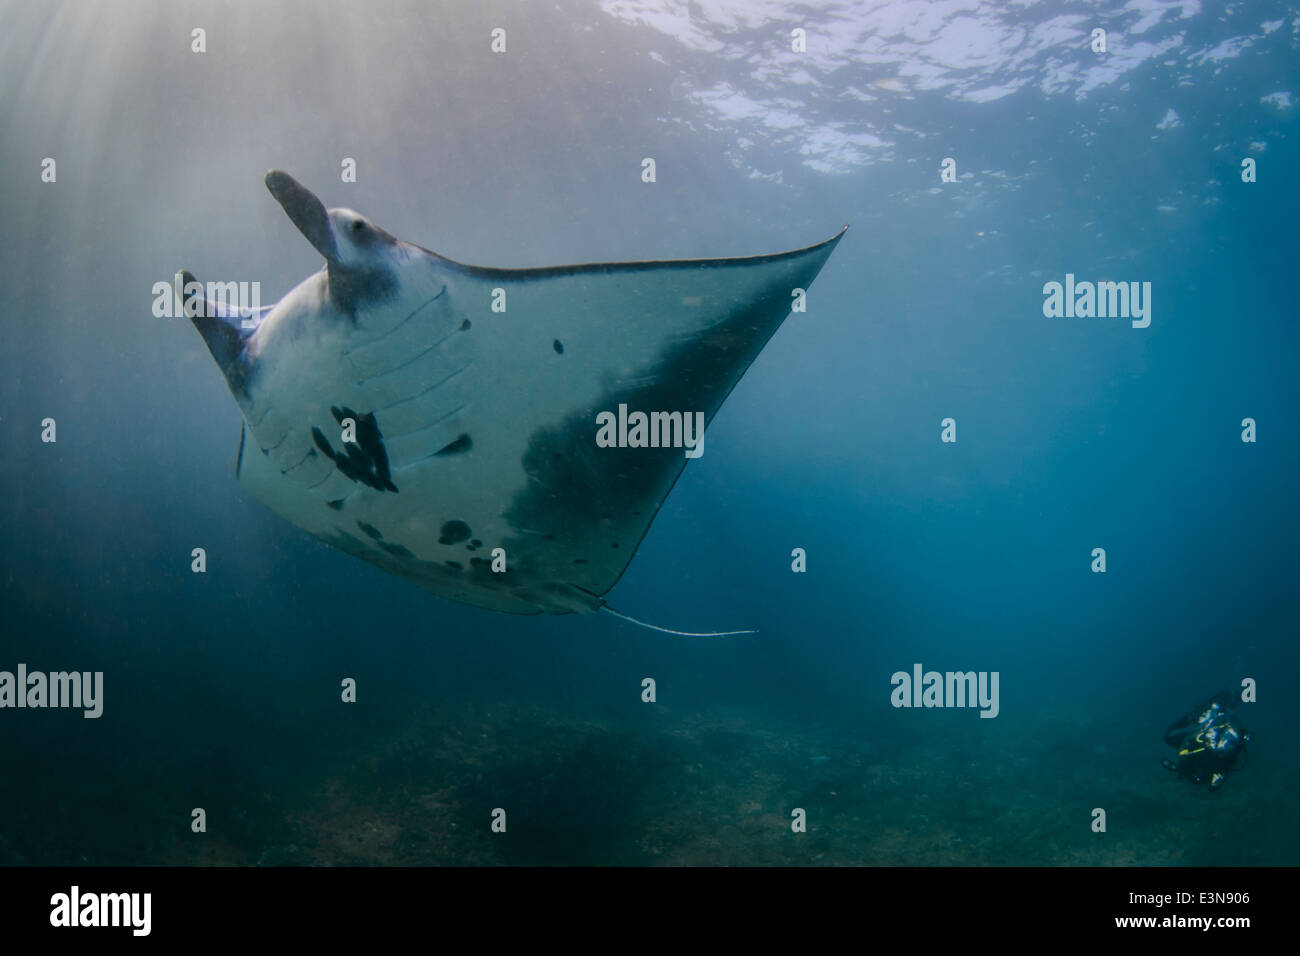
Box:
183;171;844;634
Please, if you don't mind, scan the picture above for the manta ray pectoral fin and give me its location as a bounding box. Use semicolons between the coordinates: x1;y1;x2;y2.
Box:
176;269;255;397
461;226;849;608
266;169;339;264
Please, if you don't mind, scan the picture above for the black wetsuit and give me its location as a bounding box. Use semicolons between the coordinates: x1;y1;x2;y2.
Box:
1161;692;1250;791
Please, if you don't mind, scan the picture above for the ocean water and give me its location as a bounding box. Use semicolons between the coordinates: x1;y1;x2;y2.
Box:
1;0;1296;866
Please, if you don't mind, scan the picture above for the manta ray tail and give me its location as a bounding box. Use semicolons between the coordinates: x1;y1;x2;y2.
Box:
600;604;758;638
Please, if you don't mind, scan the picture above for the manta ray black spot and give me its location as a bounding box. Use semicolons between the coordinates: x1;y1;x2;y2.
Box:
444;560;464;570
435;433;472;456
469;557;489;567
380;541;414;560
313;411;398;492
327;499;345;511
439;520;471;545
574;558;589;564
357;520;383;540
459;319;471;331
470;538;482;548
553;339;564;354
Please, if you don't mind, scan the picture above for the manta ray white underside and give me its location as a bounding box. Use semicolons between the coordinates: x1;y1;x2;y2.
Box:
183;171;845;623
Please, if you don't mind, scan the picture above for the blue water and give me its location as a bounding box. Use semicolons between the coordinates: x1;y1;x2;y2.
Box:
1;0;1296;865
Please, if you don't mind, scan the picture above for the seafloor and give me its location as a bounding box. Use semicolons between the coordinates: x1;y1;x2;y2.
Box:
1;698;1287;866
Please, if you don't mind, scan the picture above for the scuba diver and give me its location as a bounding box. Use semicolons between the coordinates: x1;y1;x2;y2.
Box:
1161;691;1251;792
